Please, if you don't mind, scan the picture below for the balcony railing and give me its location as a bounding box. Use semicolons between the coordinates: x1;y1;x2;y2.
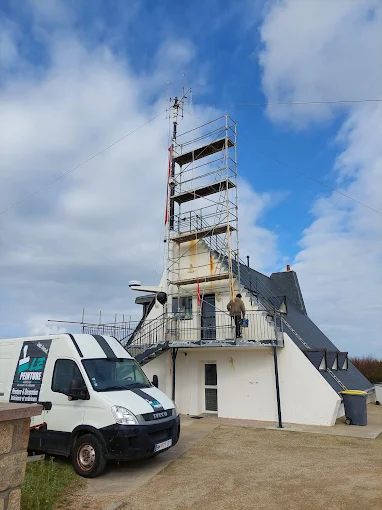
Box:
81;309;284;361
166;310;281;345
126;310;283;358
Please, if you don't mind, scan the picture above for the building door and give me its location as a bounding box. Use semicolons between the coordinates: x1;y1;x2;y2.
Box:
201;294;216;340
204;363;218;413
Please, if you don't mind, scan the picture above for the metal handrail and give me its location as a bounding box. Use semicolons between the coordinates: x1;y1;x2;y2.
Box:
127;310;280;350
126;313;167;358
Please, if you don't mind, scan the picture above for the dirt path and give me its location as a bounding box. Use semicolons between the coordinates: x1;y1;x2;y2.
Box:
118;426;382;510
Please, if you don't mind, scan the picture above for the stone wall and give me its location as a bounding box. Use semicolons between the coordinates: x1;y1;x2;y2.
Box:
0;404;42;510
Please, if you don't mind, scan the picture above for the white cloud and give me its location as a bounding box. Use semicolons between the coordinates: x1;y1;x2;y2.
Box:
0;12;187;334
260;0;382;127
0;3;279;337
259;0;382;356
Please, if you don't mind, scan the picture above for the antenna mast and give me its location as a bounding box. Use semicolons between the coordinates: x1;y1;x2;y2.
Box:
164;88;190;304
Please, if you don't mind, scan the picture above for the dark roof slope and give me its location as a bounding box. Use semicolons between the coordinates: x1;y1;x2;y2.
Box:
232;259;372;392
270;270;307;315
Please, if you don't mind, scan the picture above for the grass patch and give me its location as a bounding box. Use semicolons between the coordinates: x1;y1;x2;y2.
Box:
21;458;85;510
351;356;382;383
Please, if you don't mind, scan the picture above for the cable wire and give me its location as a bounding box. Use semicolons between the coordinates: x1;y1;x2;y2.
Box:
193;98;382;107
0;110;166;217
183;108;382;217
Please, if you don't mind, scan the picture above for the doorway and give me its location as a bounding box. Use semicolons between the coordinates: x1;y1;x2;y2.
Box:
201;294;216;340
204;363;218;413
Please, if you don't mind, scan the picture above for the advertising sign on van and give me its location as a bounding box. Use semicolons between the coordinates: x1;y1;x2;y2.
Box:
9;340;52;404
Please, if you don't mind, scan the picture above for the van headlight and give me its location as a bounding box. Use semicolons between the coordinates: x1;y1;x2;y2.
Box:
111;405;138;425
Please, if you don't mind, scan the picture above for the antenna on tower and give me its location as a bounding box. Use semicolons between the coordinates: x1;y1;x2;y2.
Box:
167;85;191;232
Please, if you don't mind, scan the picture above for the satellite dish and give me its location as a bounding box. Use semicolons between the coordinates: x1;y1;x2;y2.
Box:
156;292;167;305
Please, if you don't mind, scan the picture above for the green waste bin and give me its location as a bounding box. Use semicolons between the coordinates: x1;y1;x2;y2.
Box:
340;390;367;426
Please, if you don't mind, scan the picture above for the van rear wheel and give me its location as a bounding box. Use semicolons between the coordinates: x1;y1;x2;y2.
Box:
72;434;107;478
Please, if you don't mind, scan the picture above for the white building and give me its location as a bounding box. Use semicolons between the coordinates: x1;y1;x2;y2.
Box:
129;248;373;427
125;107;373;427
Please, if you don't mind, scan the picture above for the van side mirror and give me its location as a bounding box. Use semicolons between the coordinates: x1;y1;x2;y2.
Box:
67;379;89;400
152;375;159;388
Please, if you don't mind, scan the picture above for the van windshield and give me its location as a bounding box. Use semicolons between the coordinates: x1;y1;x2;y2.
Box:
82;358;151;392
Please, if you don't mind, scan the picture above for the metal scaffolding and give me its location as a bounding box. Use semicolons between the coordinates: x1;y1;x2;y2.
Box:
165;100;240;317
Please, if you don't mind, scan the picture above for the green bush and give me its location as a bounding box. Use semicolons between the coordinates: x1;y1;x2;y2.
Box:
350;356;382;384
21;458;84;510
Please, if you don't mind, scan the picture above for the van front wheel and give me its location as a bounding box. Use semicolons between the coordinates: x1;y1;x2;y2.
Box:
72;434;107;478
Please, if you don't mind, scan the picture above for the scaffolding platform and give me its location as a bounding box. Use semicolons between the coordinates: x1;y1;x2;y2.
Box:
172;273;230;287
172;224;235;243
173;137;234;166
172;179;236;204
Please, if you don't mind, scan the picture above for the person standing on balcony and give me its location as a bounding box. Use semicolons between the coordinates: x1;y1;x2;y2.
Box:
227;294;245;338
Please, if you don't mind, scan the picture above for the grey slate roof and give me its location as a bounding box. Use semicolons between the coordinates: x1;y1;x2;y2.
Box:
270;270;307;315
232;259;372;393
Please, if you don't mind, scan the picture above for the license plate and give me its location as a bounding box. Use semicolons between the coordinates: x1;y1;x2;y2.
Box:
154;438;172;452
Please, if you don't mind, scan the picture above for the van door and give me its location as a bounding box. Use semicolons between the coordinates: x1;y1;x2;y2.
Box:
43;359;86;454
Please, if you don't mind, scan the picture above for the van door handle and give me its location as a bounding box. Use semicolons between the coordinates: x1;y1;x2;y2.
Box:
38;401;52;410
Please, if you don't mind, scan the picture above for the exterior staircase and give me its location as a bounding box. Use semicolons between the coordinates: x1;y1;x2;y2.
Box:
124;313;170;365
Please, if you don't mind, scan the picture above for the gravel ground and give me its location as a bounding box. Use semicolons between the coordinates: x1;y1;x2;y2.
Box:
119;426;382;510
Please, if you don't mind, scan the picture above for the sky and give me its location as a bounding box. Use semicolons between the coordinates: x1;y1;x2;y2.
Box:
0;0;381;356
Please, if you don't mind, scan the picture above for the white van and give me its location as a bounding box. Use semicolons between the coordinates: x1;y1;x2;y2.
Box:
0;333;179;477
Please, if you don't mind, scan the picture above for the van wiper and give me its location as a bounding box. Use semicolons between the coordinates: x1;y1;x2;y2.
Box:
97;385;128;392
127;382;150;389
97;382;150;392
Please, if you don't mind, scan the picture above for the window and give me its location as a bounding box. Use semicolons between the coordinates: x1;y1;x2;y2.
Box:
205;364;217;386
82;358;151;392
52;359;86;394
172;296;193;319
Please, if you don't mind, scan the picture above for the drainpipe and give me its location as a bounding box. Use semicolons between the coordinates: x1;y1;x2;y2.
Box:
171;348;179;402
273;345;283;428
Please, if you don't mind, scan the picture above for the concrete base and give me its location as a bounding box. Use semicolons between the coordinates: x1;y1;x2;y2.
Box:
193;403;382;440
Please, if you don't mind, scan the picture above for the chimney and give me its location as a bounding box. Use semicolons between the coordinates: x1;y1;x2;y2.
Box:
286;265;291;272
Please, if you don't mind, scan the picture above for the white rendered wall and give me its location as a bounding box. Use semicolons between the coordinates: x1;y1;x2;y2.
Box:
277;334;341;426
142;334;342;426
136;239;276;343
141;352;172;398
